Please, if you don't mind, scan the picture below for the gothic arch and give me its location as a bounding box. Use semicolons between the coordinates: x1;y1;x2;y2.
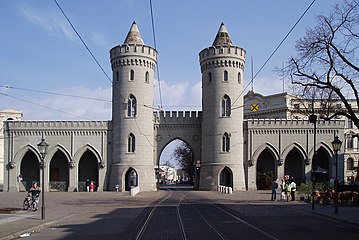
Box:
219;166;233;188
157;137;197;166
13;144;41;166
124;167;138;191
46;144;72;164
73;144;103;164
281;142;307;163
252;143;280;164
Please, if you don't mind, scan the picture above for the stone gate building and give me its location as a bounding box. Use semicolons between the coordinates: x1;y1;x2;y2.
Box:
2;22;358;192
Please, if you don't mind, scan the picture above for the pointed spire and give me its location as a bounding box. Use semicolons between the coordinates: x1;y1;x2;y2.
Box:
212;22;233;47
124;21;144;45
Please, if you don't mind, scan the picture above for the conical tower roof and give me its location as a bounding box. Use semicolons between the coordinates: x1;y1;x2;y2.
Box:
212;22;233;46
123;21;144;45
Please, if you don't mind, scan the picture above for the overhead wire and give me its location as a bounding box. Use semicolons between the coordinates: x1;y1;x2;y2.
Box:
53;0;113;84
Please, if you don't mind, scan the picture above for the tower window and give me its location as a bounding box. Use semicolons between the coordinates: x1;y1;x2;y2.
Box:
346;135;353;149
116;71;119;83
224;70;228;82
128;133;136;153
208;72;212;83
145;71;149;83
127;94;137;117
222;132;230;152
221;95;231;117
347;158;355;170
238;72;241;84
130;69;135;81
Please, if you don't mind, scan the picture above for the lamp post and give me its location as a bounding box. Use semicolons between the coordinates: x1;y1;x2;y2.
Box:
331;136;342;214
309;113;317;210
37;138;49;220
195;160;201;190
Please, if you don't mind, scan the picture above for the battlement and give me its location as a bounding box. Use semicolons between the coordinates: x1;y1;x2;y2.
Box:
245;118;345;129
199;45;246;62
6;120;109;130
153;111;202;124
199;46;245;73
110;44;157;60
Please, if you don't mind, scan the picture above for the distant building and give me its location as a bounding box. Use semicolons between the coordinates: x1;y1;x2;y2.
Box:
2;22;357;192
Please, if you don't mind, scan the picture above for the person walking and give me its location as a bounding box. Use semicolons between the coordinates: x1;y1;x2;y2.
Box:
290;177;297;201
280;179;286;201
285;180;291;202
271;179;278;201
86;179;90;192
89;181;95;192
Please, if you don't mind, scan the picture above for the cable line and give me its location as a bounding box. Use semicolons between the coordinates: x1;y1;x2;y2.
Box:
53;0;112;84
0;85;111;102
150;0;163;110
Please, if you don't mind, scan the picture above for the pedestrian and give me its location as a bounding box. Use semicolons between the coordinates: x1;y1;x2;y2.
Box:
280;179;286;201
86;179;90;192
90;181;95;192
271;179;278;201
285;180;291;202
290;177;296;201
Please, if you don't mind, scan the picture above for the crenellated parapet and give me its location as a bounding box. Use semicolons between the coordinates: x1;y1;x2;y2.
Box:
153;111;202;124
110;44;157;70
245;118;345;133
199;45;246;73
6;120;108;130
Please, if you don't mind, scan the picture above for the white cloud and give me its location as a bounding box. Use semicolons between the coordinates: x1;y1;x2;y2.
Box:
91;32;110;48
248;76;285;96
19;5;78;43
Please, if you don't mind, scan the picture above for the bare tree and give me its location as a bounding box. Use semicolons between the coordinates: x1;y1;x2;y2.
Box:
172;142;194;183
286;0;359;129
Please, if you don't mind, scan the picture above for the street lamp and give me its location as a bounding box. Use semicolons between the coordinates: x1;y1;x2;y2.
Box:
331;136;342;214
195;160;201;190
37;138;49;220
309;113;317;210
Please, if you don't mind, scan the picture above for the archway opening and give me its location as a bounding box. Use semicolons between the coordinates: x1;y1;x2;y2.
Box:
20;151;39;191
284;148;303;183
49;150;69;191
256;148;276;190
159;139;194;187
125;168;138;191
219;167;233;188
314;147;330;183
78;150;99;191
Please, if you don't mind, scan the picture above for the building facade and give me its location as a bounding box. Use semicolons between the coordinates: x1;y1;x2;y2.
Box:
2;22;357;192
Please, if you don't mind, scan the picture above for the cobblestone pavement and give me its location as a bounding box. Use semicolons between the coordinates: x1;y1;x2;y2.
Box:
0;189;358;239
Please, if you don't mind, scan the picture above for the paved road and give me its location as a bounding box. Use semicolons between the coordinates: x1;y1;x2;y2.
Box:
0;186;359;239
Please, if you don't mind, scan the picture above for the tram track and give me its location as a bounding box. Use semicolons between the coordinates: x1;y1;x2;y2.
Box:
132;186;279;240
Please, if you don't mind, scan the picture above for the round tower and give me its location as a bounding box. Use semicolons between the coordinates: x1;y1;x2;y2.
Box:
109;22;157;192
199;23;246;191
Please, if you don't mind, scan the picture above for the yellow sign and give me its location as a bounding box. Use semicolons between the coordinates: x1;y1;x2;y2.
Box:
251;103;258;112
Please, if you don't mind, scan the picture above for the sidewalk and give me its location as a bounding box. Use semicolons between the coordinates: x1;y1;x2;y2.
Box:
0;190;358;239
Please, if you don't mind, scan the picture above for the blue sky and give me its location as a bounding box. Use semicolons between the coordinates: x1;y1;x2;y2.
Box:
0;0;342;120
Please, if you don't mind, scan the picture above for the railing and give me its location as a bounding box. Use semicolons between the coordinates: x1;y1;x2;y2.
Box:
218;185;233;194
49;181;68;192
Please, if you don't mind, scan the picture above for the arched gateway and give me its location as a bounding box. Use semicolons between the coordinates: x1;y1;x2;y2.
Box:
2;23;346;193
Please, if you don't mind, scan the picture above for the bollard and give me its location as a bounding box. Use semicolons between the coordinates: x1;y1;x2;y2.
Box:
228;187;233;194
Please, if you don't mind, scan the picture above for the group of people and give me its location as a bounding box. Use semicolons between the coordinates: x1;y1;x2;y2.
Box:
85;179;95;192
271;177;297;202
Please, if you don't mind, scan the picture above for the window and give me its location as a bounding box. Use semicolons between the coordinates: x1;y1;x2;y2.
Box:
116;71;119;83
221;95;231;117
238;72;241;84
127;95;137;117
130;69;134;81
222;132;230;152
145;71;149;83
336;103;342;109
208;72;212;83
308;103;313;109
293;104;300;110
346;135;353;149
224;70;228;82
348;119;353;129
128;133;136;152
347;158;355;170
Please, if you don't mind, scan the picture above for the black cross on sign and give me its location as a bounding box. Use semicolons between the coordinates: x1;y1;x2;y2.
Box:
251;103;258;112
